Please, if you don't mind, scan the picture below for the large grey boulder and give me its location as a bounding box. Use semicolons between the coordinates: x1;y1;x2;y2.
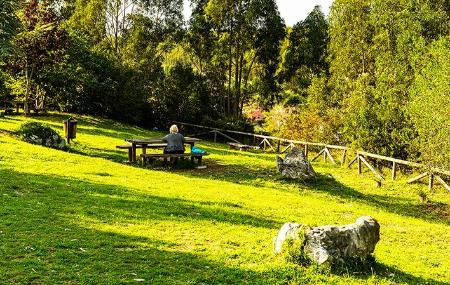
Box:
273;216;380;266
276;147;316;180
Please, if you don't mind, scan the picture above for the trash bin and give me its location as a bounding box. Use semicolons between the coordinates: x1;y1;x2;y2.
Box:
63;117;77;143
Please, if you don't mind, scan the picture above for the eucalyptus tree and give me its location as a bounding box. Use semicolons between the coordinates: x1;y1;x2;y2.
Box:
66;0;183;56
278;6;328;101
204;0;285;118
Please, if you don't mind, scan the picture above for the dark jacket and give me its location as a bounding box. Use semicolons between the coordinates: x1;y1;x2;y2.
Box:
162;133;185;152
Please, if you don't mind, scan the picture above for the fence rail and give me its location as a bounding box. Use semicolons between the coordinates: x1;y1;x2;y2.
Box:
176;121;450;192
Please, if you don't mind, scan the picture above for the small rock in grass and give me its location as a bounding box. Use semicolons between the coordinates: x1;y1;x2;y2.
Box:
276;147;316;180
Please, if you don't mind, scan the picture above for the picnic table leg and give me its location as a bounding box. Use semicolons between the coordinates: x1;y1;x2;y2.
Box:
132;143;137;163
127;148;132;162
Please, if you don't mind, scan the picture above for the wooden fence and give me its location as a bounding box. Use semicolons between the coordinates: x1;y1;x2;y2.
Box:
176;121;450;192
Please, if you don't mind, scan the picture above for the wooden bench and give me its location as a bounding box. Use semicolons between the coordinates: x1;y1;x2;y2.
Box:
227;142;260;151
116;144;167;162
140;153;209;168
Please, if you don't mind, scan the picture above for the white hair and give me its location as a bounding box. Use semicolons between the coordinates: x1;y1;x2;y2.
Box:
169;125;179;134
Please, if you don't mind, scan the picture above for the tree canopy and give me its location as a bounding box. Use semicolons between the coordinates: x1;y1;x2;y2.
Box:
0;0;449;167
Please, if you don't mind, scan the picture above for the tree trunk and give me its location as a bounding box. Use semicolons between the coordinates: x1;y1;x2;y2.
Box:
227;14;233;116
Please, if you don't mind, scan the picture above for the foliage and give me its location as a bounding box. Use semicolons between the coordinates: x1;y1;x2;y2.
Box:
204;0;285;117
0;0;20;99
321;0;450;162
278;6;328;101
409;36;450;169
7;0;70;114
17;121;66;149
282;227;310;266
0;0;20;57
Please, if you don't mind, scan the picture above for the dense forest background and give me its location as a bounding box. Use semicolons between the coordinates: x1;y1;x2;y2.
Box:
0;0;449;168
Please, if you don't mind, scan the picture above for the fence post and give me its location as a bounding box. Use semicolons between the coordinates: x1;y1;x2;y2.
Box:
392;162;397;180
358;155;362;174
213;130;217;142
277;140;281;153
429;172;434;191
341;149;347;165
304;144;309;158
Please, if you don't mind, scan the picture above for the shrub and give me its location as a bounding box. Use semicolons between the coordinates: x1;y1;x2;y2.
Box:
18;122;67;150
283;227;311;266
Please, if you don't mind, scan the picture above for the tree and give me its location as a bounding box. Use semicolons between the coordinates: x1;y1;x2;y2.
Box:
409;37;450;169
0;0;20;100
10;0;70;114
0;0;20;57
280;6;328;82
277;6;328;103
204;0;285;118
327;0;449;159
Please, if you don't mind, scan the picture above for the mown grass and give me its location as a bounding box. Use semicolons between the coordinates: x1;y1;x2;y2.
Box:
0;113;449;284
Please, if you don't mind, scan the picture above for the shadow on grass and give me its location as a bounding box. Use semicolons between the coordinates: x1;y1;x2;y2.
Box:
2;113;156;140
67;145;129;162
1;168;447;284
180;157;450;226
304;175;450;225
3;116;448;228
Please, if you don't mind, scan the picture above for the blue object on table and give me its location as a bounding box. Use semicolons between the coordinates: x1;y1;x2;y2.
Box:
191;146;207;154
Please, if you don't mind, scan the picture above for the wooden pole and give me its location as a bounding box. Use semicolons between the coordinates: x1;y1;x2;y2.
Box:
323;147;327;162
214;130;217;142
392;162;397;180
435;175;450;192
189;130;215;138
429;173;434;191
261;139;276;152
407;172;429;184
358;155;362;174
281;144;291;153
359;155;385;181
325;148;337;165
216;131;241;144
347;156;358;168
304;144;309;158
341;149;347;165
311;148;326;162
132;143;137;163
277;140;281;153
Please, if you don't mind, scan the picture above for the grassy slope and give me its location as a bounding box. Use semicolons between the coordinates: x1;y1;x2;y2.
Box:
0;113;449;285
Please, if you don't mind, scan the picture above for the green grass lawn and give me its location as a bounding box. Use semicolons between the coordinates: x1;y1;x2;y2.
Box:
0;113;449;284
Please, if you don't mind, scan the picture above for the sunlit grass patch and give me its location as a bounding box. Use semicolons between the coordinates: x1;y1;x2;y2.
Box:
0;113;449;284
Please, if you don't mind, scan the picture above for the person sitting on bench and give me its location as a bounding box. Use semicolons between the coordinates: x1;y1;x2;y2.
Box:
162;125;185;154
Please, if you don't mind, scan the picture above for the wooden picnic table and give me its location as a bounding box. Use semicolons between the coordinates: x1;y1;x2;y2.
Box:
125;137;201;162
